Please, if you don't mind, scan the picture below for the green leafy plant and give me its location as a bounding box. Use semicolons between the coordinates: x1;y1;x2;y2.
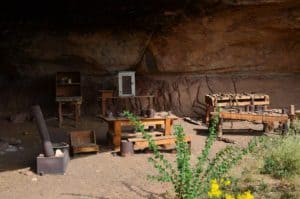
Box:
123;111;261;199
289;119;300;135
261;135;300;179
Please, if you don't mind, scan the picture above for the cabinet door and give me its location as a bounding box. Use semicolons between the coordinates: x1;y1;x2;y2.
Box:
118;72;135;96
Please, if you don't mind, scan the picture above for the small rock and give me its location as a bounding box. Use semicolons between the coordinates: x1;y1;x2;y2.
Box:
55;149;64;157
22;131;30;136
9;138;22;146
5;145;18;152
0;140;9;151
18;168;33;176
31;177;38;182
9;113;30;123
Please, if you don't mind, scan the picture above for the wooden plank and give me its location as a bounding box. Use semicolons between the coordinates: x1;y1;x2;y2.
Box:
219;112;289;123
122;131;163;139
97;95;154;100
73;145;99;154
129;135;191;150
205;94;269;107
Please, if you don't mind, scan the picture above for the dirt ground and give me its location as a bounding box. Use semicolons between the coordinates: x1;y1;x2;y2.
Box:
0;116;264;199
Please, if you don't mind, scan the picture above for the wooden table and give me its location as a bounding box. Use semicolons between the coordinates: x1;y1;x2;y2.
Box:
99;114;178;150
56;96;82;128
205;93;270;124
213;110;289;137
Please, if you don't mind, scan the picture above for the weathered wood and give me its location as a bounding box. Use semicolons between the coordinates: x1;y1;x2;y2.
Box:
205;93;270;123
70;130;99;155
56;72;82;128
217;118;223;138
128;135;191;150
290;105;295;115
57;100;82;128
72;145;99;154
121;131;163;139
100;114;178;150
219;111;289;123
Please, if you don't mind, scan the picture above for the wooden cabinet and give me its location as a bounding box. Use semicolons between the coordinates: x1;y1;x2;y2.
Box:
56;72;81;98
55;72;82;128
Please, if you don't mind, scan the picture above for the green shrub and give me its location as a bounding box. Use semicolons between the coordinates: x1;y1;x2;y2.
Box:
124;111;260;199
261;136;300;179
289;119;300;135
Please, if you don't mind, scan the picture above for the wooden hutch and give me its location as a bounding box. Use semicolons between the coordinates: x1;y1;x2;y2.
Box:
56;72;82;127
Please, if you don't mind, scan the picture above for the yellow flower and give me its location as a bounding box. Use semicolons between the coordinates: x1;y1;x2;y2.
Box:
237;191;254;199
208;179;222;198
225;193;235;199
224;179;231;186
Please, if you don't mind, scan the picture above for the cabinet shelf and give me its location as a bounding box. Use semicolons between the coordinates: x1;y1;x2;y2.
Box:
56;83;81;86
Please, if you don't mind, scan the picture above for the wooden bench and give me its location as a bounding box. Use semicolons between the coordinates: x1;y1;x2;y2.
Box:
128;135;191;150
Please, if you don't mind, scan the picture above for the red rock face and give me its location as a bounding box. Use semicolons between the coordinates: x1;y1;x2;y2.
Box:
0;0;299;76
0;0;299;115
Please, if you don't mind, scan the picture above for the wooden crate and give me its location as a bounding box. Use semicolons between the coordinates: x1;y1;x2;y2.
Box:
205;93;269;107
70;130;99;154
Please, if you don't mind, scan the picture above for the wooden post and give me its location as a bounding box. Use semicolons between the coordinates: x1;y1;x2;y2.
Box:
282;122;289;135
113;121;122;150
245;105;250;112
205;105;211;125
75;103;80;127
164;118;172;136
290;105;295;115
289;105;295;129
263;123;270;133
217;117;223;138
263;105;268;111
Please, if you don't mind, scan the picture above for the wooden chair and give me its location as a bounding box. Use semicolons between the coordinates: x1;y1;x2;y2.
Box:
70;130;99;155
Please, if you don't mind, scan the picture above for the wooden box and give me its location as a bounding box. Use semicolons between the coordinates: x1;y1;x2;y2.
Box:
70;130;99;154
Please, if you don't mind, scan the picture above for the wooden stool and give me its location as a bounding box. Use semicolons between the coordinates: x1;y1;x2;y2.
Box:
57;97;82;128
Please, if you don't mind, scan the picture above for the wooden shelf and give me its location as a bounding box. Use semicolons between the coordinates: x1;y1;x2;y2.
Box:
56;83;81;86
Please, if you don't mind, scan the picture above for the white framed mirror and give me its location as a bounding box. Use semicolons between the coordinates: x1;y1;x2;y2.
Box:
118;71;136;96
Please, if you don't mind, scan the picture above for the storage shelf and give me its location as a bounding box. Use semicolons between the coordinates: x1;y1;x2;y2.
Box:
56;83;80;86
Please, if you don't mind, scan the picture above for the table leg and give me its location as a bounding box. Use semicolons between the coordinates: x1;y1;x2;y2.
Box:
217;118;223;138
113;121;122;151
75;103;80;127
163;118;172;149
164;118;172;136
102;98;107;115
58;102;63;128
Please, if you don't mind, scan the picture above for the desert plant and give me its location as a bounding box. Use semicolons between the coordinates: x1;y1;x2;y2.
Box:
289;119;300;135
261;135;300;179
123;111;261;199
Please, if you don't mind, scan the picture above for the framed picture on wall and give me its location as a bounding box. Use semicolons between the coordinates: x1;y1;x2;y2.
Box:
118;71;136;96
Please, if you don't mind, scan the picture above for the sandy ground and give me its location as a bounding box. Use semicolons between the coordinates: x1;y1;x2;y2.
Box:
0;116;264;199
